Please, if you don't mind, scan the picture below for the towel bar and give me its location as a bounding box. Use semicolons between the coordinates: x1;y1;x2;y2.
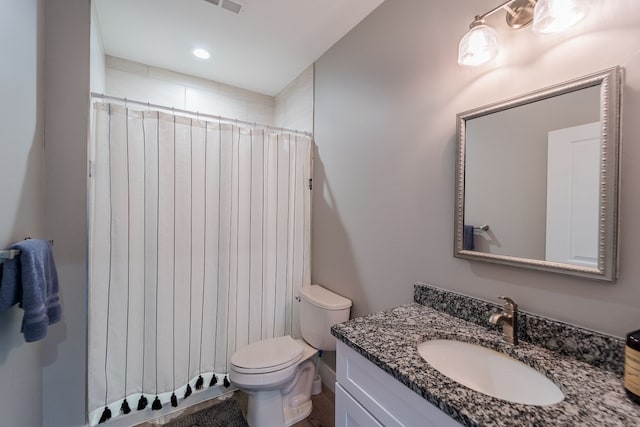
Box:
0;249;21;263
474;224;490;232
0;240;54;264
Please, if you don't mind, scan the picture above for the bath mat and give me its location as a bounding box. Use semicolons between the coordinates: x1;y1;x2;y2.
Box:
165;398;249;427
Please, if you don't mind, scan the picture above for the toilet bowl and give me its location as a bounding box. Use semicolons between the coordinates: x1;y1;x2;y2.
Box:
229;284;352;427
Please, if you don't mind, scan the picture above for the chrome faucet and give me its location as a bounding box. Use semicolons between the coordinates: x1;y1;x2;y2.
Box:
489;296;518;345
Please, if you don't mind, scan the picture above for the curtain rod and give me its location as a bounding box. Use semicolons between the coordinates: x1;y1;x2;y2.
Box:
90;92;313;138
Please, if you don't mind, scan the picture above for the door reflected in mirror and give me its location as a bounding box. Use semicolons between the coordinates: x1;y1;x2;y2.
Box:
455;67;622;281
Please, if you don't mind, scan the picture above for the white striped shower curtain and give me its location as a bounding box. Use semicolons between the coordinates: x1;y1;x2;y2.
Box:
88;103;312;425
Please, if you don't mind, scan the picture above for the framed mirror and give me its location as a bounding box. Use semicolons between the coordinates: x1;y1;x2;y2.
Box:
455;67;622;281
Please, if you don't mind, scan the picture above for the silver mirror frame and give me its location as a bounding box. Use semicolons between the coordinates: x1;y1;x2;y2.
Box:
455;67;622;282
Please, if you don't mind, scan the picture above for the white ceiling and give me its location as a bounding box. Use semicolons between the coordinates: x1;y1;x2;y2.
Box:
94;0;385;96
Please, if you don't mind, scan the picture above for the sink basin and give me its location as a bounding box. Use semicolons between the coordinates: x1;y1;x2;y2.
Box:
417;339;564;406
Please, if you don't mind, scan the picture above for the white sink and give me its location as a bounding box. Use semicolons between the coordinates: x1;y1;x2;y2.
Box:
417;339;564;406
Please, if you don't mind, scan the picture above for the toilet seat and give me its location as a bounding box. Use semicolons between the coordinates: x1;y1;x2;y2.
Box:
230;335;303;374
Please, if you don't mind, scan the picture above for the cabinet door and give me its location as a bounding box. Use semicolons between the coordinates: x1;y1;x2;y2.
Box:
336;341;462;427
335;384;383;427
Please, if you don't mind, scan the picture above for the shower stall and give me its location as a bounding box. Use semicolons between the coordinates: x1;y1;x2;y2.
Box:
87;97;312;425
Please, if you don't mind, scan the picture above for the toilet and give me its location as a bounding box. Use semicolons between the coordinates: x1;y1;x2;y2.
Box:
229;284;352;427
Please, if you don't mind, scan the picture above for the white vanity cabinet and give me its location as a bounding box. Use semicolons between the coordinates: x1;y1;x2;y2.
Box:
336;341;462;427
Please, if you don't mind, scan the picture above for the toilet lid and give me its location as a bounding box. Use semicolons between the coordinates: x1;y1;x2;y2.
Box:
231;336;304;374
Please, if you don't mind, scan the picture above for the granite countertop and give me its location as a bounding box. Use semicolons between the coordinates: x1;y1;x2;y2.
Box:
331;302;640;426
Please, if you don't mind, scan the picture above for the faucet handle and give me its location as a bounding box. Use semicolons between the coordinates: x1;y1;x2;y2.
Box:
498;296;518;311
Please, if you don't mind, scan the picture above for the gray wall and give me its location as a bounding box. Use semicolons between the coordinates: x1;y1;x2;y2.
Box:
43;0;91;425
313;0;640;337
0;1;45;426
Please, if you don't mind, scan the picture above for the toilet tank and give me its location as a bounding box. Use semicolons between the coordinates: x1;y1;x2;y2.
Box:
299;284;352;351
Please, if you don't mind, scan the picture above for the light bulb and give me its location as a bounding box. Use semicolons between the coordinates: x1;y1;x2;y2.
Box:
532;0;590;34
458;22;499;67
192;48;211;59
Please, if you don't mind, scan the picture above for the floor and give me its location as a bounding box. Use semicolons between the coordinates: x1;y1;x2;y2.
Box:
138;386;336;427
292;386;335;427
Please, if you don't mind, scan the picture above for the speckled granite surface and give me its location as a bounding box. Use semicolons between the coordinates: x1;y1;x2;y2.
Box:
331;285;640;426
414;283;626;375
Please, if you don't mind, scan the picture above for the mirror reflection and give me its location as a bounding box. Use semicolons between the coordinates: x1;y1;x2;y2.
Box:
455;67;621;281
465;85;600;266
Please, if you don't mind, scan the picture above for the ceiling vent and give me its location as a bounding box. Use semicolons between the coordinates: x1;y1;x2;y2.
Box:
221;0;243;14
203;0;244;14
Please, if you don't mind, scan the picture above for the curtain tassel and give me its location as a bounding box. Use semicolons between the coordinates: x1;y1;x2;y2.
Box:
170;392;178;407
184;384;192;399
137;395;148;410
209;373;218;387
223;375;230;388
152;396;162;410
98;407;111;423
195;375;204;390
120;398;131;414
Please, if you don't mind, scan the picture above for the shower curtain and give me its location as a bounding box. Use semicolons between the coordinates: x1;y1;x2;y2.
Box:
88;103;312;425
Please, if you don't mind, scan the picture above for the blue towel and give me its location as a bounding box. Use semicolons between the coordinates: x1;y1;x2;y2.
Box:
463;225;475;251
0;239;61;342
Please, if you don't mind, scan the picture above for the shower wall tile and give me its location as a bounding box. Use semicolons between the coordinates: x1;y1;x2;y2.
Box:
106;55;148;76
105;56;313;135
105;68;186;110
185;87;248;122
147;65;219;94
105;56;275;123
247;103;277;127
274;65;314;133
218;83;274;107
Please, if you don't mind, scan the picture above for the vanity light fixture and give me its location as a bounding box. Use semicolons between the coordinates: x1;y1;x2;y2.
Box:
457;19;500;67
532;0;590;34
458;0;590;67
192;48;211;59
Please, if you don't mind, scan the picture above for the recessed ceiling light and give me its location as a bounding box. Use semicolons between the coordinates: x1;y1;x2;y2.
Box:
192;48;211;59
